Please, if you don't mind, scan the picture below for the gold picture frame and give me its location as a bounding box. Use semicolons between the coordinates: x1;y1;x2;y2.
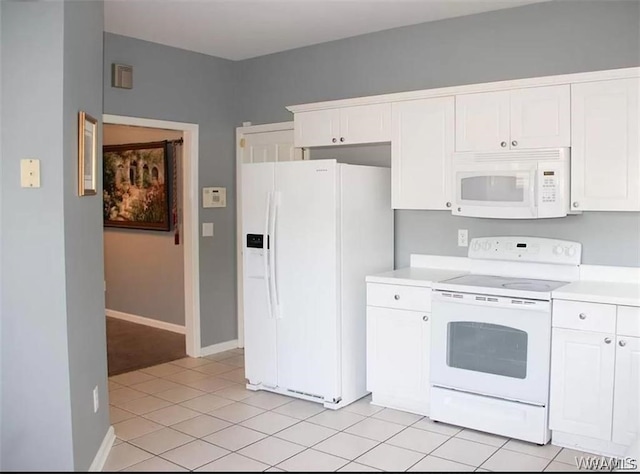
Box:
78;111;98;196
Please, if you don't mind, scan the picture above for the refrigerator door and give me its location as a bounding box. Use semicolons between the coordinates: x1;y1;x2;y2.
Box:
274;160;340;400
242;162;278;388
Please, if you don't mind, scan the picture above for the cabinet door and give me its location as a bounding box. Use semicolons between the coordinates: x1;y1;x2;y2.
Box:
339;103;391;145
366;306;430;404
455;90;510;152
612;336;640;445
549;328;615;440
510;85;570;149
294;109;341;147
391;97;454;210
571;78;640;211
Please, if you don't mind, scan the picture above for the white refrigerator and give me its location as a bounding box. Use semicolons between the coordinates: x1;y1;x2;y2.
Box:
242;159;393;409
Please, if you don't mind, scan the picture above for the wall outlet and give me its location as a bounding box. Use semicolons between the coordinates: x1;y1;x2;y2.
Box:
93;386;99;413
458;229;469;247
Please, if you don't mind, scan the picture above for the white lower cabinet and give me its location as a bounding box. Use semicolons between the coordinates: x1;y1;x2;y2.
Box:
549;328;615;440
612;335;640;445
550;300;640;454
366;284;431;415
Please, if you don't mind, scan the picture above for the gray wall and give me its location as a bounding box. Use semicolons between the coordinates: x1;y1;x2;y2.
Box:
1;1;75;470
63;1;110;469
237;0;640;267
103;125;185;326
1;1;108;470
104;34;239;346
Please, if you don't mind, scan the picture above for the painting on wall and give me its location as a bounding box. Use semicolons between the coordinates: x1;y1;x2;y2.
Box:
103;141;170;231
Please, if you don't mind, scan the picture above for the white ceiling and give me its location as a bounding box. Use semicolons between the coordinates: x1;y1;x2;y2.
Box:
104;0;547;61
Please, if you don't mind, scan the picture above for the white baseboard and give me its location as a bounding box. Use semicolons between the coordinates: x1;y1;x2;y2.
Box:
89;426;115;472
106;309;186;335
199;339;239;357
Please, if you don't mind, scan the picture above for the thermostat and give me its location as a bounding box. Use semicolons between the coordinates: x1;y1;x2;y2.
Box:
202;187;226;208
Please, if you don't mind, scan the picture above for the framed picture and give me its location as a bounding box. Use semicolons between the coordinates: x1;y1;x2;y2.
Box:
78;111;98;196
103;141;171;231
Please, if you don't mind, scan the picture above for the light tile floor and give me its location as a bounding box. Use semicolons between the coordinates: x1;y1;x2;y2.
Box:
104;349;595;472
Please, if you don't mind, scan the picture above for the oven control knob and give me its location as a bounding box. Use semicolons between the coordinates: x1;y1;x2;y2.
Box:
565;246;576;257
553;245;564;255
472;241;481;251
483;241;491;251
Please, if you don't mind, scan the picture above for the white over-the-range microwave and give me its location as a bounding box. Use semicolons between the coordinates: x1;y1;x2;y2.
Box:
451;148;570;219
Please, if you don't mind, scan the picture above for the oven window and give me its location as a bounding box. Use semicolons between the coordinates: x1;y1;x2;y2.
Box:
447;322;528;379
460;175;525;203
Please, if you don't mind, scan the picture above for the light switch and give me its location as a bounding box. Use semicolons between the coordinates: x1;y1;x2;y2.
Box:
20;159;41;188
202;222;214;237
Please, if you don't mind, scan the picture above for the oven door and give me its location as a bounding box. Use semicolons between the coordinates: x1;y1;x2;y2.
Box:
430;291;551;405
452;162;537;219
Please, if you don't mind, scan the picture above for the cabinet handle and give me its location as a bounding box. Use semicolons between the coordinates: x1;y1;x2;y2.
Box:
423;315;429;322
579;313;587;320
394;294;400;300
340;137;345;143
604;337;612;344
446;202;452;208
573;202;579;208
332;138;337;143
500;141;507;148
619;340;626;347
511;140;518;147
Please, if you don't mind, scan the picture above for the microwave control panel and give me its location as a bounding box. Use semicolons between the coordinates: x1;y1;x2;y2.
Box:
541;170;558;203
468;237;582;265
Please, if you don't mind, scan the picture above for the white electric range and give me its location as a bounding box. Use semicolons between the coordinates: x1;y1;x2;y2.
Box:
429;236;582;445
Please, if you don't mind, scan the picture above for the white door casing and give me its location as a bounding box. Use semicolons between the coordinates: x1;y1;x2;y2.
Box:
236;123;302;347
103;114;201;357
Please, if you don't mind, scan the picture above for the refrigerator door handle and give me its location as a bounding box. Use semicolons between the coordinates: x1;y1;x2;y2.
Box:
270;191;282;319
263;191;274;320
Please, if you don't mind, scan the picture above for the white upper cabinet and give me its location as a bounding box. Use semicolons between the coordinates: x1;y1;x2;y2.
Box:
294;109;340;148
455;85;570;152
510;85;570;149
549;328;615;440
391;97;454;210
612;335;640;446
570;78;640;211
455;90;510;152
294;103;391;148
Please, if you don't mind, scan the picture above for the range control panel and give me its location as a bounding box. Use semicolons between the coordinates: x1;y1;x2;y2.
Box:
468;236;581;265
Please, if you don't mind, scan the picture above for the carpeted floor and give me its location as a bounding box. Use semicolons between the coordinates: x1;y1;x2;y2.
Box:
106;316;186;376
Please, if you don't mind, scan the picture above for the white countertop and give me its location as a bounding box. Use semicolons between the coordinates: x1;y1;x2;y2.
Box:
365;267;468;288
369;255;640;306
552;280;640;307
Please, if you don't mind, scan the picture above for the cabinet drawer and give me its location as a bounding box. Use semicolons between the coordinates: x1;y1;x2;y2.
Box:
367;283;431;312
617;306;640;338
553;300;616;333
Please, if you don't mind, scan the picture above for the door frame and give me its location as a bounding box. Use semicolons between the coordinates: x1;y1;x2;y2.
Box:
103;114;201;357
235;121;296;347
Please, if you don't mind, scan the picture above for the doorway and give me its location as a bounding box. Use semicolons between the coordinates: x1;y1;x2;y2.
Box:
103;115;201;364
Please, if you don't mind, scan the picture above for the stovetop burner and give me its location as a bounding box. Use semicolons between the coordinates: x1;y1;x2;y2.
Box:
438;274;569;296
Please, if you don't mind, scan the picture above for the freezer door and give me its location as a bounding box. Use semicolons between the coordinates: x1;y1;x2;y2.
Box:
242;163;277;387
274;160;340;400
